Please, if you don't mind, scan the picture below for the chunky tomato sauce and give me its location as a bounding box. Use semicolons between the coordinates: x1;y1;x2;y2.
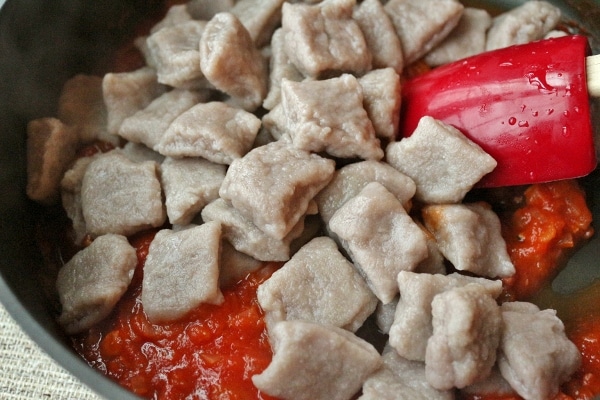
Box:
500;180;594;302
72;229;281;400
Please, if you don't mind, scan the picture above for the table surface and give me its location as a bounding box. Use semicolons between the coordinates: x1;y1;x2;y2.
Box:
0;303;102;400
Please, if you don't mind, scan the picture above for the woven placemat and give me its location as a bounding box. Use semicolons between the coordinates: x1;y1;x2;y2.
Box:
0;303;102;400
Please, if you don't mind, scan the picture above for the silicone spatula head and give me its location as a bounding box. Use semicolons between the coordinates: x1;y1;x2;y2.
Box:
400;35;597;188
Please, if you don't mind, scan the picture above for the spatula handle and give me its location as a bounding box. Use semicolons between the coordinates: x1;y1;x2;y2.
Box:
587;54;600;97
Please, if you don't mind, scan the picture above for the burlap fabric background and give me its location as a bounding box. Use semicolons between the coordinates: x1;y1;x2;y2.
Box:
0;303;101;400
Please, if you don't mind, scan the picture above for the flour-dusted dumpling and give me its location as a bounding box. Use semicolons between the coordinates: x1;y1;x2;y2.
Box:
360;344;454;400
353;0;404;73
252;320;382;400
57;234;137;334
375;298;398;335
384;0;464;65
262;103;290;140
422;202;515;278
120;142;165;164
386;116;497;204
201;198;307;261
281;0;372;78
81;151;165;237
102;66;166;135
146;20;209;89
160;157;226;225
389;271;502;361
157;102;261;164
315;160;416;228
253;124;279;148
289;214;323;256
460;366;517;399
425;8;492;67
119;89;207;150
57;74;113;144
358;68;402;141
133;35;157;69
257;237;378;331
61;155;99;244
280;75;383;160
414;226;448;275
486;1;561;51
219;140;335;240
426;283;503;390
119;89;207;149
139;7;208;66
200;12;268;111
219;240;263;288
230;0;285;47
26;117;79;205
141;222;223;323
262;28;304;110
498;302;581;400
329;182;428;303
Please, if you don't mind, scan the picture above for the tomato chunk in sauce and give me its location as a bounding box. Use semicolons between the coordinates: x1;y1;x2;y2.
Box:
500;180;594;302
73;229;280;400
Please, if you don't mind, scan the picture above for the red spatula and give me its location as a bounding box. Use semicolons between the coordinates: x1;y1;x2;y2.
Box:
400;34;599;188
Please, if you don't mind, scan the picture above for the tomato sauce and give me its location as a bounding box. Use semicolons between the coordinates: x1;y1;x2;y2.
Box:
500;180;594;302
72;229;281;400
